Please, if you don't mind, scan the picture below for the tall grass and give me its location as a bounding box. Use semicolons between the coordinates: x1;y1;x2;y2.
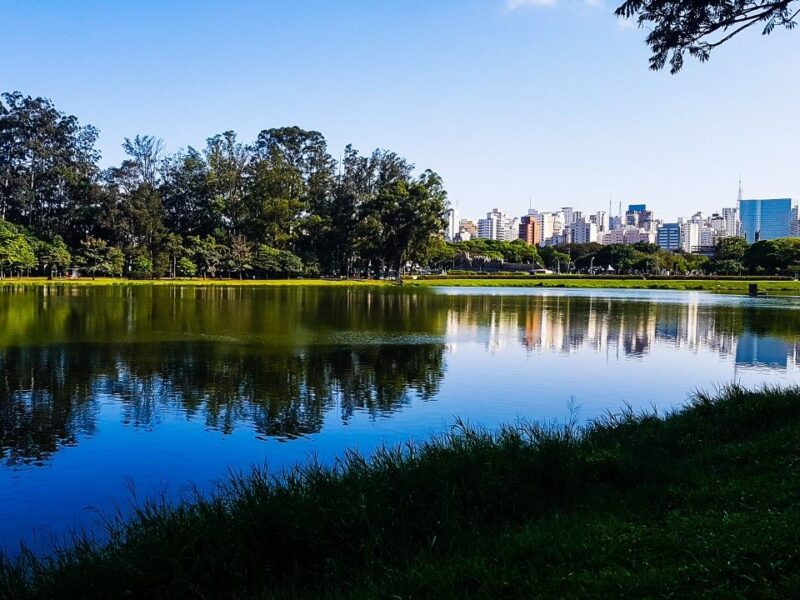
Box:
2;384;799;599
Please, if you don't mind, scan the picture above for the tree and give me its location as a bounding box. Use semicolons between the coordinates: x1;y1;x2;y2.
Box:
108;246;125;277
177;256;197;277
743;238;800;274
716;236;749;261
365;170;447;283
539;246;571;272
121;135;164;188
161;148;215;237
0;92;99;238
255;245;303;277
187;235;222;278
227;234;253;279
246;153;305;249
205;131;250;236
129;250;154;279
34;235;71;278
616;0;799;73
163;233;183;279
714;259;744;275
77;236;112;279
0;222;35;277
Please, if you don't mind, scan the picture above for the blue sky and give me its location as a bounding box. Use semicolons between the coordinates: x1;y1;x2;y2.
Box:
2;0;797;221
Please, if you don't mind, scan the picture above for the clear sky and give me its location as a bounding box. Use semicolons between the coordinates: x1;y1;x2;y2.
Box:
2;0;798;221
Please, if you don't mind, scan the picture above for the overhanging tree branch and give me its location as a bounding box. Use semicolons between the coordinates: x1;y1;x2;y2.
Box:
616;0;798;72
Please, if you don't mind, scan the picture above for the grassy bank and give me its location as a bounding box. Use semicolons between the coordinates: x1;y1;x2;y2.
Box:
4;276;800;294
2;385;799;599
409;277;800;293
0;277;387;287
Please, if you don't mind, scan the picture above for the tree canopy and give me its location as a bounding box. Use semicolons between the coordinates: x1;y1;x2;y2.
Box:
0;91;448;281
616;0;799;72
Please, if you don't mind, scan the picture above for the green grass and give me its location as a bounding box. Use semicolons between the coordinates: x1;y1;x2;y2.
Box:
2;384;799;599
5;276;800;294
0;277;388;287
409;277;800;293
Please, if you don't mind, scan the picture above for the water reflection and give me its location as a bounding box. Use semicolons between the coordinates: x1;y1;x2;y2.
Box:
1;286;799;468
0;343;446;466
440;292;800;363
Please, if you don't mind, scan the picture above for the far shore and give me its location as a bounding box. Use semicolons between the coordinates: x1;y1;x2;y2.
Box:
2;276;800;294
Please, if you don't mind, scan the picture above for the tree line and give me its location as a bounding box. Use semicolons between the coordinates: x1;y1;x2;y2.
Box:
430;237;800;277
2;90;798;281
0;91;447;281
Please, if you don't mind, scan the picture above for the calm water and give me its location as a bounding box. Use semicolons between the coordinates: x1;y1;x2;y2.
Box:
2;284;800;553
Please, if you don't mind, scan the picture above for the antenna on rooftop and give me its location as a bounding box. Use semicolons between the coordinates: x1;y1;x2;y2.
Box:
737;175;743;203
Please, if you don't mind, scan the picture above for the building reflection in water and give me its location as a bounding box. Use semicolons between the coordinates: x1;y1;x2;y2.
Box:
442;293;798;368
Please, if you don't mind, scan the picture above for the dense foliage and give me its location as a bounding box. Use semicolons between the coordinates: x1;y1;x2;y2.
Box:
433;238;800;277
0;92;447;280
616;0;799;73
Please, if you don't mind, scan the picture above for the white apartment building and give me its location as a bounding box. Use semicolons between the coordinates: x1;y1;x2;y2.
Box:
592;210;609;232
477;209;519;241
536;212;557;245
722;207;740;237
572;219;598;244
699;227;715;248
599;227;655;246
680;222;700;252
444;207;459;242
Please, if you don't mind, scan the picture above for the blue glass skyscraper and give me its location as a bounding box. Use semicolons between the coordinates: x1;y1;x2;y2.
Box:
738;198;792;243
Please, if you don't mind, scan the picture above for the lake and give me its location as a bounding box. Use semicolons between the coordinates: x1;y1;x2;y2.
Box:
1;284;799;554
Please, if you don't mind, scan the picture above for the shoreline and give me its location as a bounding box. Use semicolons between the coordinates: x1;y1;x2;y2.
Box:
2;385;799;598
2;276;800;294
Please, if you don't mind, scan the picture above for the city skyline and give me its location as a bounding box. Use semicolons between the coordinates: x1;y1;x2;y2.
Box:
2;0;798;221
447;196;794;251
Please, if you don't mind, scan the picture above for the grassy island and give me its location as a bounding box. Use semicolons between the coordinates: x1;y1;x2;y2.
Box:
2;385;799;599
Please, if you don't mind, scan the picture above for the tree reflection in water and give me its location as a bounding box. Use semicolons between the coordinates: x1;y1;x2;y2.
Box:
1;285;799;467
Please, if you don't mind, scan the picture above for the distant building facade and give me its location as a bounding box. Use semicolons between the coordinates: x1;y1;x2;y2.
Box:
444;208;459;242
739;198;792;243
657;223;681;251
518;215;540;245
477;209;519;241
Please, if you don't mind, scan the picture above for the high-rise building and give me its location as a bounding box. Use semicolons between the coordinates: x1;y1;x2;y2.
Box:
709;213;727;235
680;222;700;252
477;209;518;241
626;204;654;229
571;219;598;244
518;215;540;245
699;228;715;249
722;207;740;237
536;212;557;244
444;207;459;242
792;206;800;237
657;223;681;251
591;210;609;232
561;207;575;225
739;198;792;243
